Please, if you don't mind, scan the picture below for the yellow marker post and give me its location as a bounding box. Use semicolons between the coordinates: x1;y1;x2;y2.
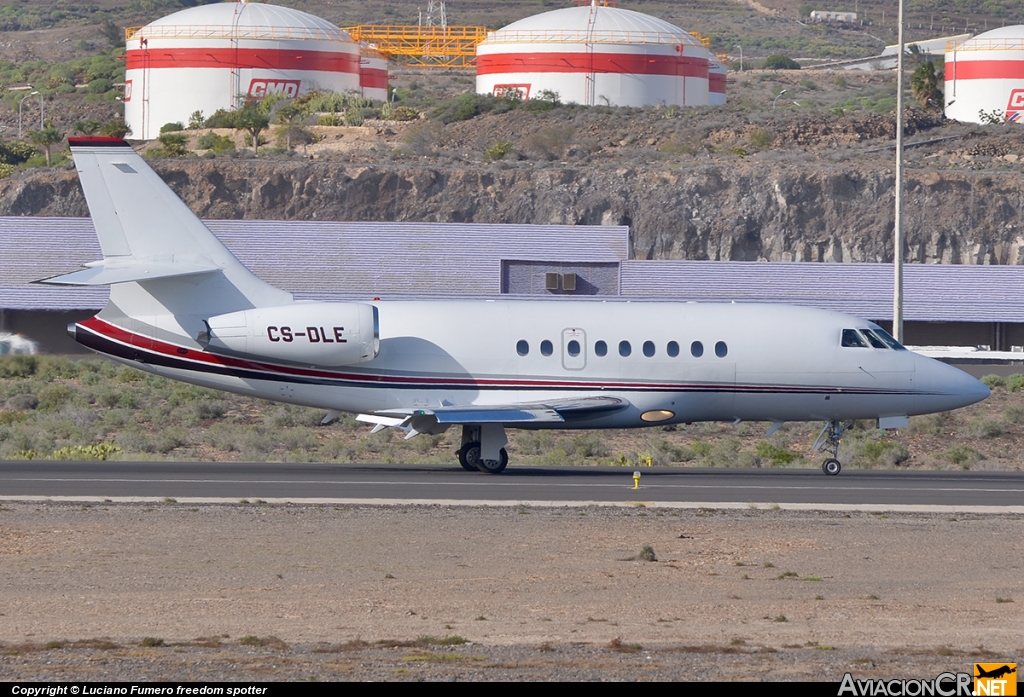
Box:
632;470;641;489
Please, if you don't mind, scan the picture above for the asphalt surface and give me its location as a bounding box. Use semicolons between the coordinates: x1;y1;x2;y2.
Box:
1;461;1023;509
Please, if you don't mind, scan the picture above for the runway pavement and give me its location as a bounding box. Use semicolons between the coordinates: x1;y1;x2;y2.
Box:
1;461;1023;512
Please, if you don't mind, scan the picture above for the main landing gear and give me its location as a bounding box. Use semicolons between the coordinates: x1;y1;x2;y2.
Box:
813;420;851;476
457;424;509;474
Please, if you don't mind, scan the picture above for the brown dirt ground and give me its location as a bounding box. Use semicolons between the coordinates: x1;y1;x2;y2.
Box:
0;502;1021;680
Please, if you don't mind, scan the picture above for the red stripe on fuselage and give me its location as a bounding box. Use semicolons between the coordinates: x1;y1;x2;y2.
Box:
76;317;913;395
125;48;360;73
476;52;709;78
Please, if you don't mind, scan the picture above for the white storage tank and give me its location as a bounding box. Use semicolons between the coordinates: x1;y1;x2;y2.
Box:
125;0;361;140
360;47;389;102
945;26;1024;124
475;2;711;107
708;54;727;105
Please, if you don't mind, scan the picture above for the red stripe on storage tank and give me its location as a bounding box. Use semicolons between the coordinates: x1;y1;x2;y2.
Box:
709;73;726;93
477;52;709;78
946;59;1024;80
360;68;388;90
125;48;359;73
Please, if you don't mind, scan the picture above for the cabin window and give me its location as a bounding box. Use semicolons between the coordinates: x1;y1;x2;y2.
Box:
667;341;679;357
594;340;607;357
516;340;529;356
691;341;704;358
715;341;728;358
841;329;869;348
619;340;632;357
643;340;656;357
567;339;581;357
541;339;553;356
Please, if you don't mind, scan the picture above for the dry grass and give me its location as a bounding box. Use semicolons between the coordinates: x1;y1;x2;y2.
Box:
1;356;1022;472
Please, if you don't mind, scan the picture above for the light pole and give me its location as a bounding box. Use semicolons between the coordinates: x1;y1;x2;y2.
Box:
772;89;788;109
734;44;743;72
893;0;906;342
18;90;39;137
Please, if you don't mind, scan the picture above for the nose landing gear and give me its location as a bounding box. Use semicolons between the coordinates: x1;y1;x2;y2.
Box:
813;420;851;476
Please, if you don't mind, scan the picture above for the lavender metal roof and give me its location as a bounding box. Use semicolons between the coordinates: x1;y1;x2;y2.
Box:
620;260;1024;323
4;217;1024;324
1;217;629;309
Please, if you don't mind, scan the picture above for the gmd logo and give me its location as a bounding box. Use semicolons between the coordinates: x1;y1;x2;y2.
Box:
247;79;301;99
1005;89;1024;122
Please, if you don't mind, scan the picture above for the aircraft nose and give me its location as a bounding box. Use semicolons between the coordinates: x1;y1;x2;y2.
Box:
915;355;990;410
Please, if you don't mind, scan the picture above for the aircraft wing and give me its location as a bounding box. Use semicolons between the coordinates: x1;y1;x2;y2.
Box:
357;396;630;436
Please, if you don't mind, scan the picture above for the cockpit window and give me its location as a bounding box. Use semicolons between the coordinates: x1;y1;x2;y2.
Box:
862;329;888;349
841;329;869;348
871;327;907;351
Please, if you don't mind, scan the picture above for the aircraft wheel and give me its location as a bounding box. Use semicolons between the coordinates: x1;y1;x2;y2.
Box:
474;447;509;474
822;458;842;476
457;442;480;472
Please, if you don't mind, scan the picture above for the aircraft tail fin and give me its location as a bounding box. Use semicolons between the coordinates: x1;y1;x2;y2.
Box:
51;137;290;311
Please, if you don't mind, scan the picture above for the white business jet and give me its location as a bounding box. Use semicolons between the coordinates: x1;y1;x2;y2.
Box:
46;137;990;475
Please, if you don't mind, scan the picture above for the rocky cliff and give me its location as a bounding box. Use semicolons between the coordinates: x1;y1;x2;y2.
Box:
3;159;1023;265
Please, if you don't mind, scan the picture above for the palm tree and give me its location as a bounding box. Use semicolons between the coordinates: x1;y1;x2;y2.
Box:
30;120;63;166
73;119;102;135
911;61;943;110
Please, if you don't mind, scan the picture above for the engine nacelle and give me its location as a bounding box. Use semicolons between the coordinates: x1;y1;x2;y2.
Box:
202;302;379;366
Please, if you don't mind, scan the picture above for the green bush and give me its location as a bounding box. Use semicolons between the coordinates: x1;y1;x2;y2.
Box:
51;442;121;461
968;417;1005;439
391;105;419;122
944;444;979;468
203;109;238;129
154;131;189;157
159;122;184;133
484;141;513;160
521;90;561;114
754;441;798;465
855;439;910;467
748;128;774;149
87;78;111;94
195;132;235;154
0;140;37;165
0;356;38;378
1006;374;1024;392
981;374;1005;389
763;54;801;70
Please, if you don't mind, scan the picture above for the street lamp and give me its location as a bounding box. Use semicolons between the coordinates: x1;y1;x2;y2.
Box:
27;83;43;130
772;89;788;109
734;44;743;72
18;91;39;137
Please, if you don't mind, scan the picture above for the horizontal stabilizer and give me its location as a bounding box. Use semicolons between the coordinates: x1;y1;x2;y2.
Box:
37;258;220;286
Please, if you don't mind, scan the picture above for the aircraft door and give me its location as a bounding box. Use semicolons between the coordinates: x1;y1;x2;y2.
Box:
562;328;586;370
